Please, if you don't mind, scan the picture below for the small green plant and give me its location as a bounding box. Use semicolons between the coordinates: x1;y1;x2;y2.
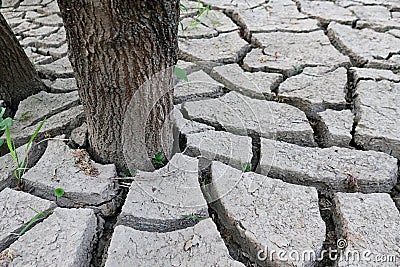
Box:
5;118;46;188
54;188;65;198
0;107;13;147
152;152;164;165
190;3;211;28
180;1;211;30
292;65;304;73
174;66;188;82
19;207;48;236
123;169;134;177
179;3;188;12
201;178;212;202
181;214;206;222
179;3;187;30
242;162;251;173
186;1;211;28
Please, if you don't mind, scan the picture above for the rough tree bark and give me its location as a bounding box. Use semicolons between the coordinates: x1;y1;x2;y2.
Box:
0;13;47;112
57;0;180;170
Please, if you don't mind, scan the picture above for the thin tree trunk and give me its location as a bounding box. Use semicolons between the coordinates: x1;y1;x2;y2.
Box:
0;13;47;112
57;0;179;170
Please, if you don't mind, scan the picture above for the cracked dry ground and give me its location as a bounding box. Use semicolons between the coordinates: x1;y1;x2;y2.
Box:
1;0;400;266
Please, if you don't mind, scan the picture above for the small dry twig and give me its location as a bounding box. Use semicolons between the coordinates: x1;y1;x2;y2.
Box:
345;171;360;192
0;248;16;265
71;149;99;176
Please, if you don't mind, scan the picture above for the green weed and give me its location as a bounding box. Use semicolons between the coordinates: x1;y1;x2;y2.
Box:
5;118;46;188
123;169;134;177
189;1;210;28
180;1;212;30
19;207;49;236
174;66;188;81
54;188;65;198
0;107;13;147
152;152;164;166
201;178;212;202
242;162;251;173
181;214;206;222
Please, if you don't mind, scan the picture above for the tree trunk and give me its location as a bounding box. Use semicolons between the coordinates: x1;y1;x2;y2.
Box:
57;0;180;171
0;13;47;112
